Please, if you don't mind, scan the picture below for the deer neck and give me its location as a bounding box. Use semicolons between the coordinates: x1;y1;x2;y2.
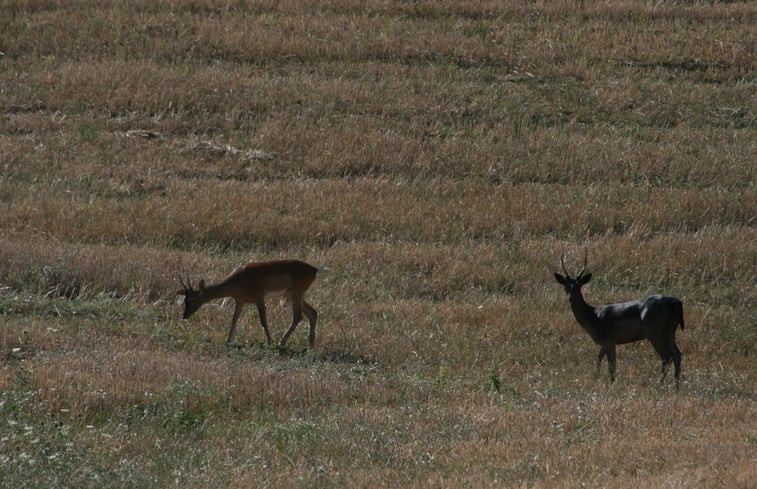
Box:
200;280;236;303
568;291;602;340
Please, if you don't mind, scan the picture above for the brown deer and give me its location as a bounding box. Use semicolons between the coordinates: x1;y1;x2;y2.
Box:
178;260;322;349
554;252;685;388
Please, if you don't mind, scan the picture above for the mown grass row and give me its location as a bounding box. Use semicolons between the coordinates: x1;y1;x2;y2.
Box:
3;1;752;81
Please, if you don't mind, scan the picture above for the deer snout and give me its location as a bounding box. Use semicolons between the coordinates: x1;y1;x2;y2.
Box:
182;301;200;320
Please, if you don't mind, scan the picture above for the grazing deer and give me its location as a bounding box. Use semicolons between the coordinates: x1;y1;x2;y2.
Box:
553;252;685;388
178;260;322;349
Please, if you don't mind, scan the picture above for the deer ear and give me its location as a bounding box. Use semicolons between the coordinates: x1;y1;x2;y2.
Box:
198;279;205;290
554;273;566;284
580;273;592;284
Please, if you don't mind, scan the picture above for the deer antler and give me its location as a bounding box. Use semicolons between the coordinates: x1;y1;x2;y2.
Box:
576;249;588;279
560;252;571;279
178;274;193;293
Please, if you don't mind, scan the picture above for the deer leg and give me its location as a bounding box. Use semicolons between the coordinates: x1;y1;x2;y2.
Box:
279;299;303;348
672;342;682;389
596;346;607;378
302;300;318;348
660;357;670;380
660;339;683;387
652;340;676;385
227;301;244;344
607;343;617;382
255;301;273;346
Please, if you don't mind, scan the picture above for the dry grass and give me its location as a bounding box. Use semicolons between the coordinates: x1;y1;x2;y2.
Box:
1;1;755;488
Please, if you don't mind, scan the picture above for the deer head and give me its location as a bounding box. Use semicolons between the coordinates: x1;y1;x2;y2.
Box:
178;275;206;319
553;251;592;297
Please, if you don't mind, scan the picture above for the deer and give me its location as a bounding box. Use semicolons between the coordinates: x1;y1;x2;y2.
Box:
178;260;322;349
553;252;685;388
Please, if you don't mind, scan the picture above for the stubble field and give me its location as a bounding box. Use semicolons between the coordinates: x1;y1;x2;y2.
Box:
0;1;755;487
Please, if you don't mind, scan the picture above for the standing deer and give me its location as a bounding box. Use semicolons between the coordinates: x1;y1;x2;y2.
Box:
178;260;322;349
553;252;685;388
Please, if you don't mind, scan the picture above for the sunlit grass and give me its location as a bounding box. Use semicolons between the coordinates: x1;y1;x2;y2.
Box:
1;1;754;487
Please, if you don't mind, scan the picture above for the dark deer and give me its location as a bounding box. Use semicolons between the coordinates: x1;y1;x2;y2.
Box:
554;252;685;388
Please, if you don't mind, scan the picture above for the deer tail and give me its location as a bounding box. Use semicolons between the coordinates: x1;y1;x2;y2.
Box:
677;300;685;331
